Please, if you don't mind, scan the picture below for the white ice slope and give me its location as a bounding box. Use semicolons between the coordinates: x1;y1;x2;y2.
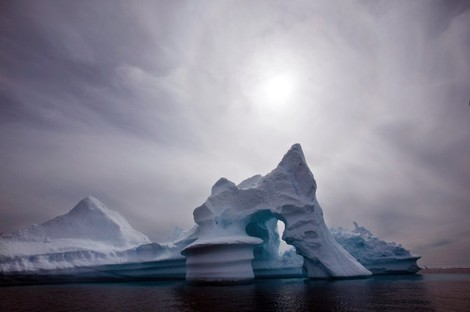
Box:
3;196;150;248
0;197;164;273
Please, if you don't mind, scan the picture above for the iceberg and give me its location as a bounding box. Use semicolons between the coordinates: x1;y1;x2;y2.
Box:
330;222;421;274
0;196;186;273
2;196;151;248
1;144;421;284
182;144;371;282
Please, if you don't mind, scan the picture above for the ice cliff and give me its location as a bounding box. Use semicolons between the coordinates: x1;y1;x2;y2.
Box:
182;144;371;282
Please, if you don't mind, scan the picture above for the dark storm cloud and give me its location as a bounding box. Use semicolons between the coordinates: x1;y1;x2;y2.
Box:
0;1;191;139
0;0;469;266
0;0;200;238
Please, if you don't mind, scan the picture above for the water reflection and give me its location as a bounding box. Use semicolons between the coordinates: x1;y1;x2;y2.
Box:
2;275;469;311
303;275;434;311
174;276;437;312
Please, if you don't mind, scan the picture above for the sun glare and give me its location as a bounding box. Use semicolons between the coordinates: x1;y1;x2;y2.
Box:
259;73;295;106
241;50;301;116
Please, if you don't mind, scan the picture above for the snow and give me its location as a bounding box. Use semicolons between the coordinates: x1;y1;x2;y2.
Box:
0;197;164;273
3;196;150;248
272;222;421;275
330;222;421;274
0;144;420;282
183;144;371;282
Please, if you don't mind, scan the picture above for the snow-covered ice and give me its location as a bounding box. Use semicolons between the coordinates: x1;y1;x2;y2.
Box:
330;222;421;274
1;144;421;283
274;222;422;275
182;144;371;282
2;196;150;249
0;196;182;273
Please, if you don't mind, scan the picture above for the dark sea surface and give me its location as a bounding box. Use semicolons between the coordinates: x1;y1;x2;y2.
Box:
1;274;469;312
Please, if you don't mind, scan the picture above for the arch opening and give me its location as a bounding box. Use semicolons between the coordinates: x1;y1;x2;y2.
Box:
244;211;304;278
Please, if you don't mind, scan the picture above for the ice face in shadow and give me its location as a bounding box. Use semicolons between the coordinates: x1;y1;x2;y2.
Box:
182;144;371;282
331;222;421;274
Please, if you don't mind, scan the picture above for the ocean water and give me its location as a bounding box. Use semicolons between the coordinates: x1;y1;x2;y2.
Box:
1;274;469;312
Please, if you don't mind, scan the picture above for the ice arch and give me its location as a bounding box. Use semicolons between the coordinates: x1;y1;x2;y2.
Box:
182;144;371;283
245;211;304;278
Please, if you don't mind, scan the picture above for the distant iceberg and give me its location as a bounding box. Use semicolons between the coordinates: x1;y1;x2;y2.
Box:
330;222;421;274
0;196;186;273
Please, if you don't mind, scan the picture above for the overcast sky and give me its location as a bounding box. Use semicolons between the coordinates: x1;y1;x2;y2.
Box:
1;0;469;267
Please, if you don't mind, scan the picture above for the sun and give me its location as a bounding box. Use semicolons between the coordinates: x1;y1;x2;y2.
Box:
254;73;296;112
261;74;295;103
240;49;301;115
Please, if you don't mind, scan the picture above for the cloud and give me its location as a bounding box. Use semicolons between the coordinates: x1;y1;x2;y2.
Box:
422;239;453;249
0;0;469;266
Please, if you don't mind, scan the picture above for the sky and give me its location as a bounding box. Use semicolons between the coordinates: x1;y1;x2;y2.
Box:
0;0;469;267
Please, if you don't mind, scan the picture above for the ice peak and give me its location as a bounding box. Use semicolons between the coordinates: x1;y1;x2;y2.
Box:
352;222;373;237
211;178;238;195
83;195;101;204
81;195;105;207
278;143;307;169
274;143;316;200
69;196;109;216
2;196;151;249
